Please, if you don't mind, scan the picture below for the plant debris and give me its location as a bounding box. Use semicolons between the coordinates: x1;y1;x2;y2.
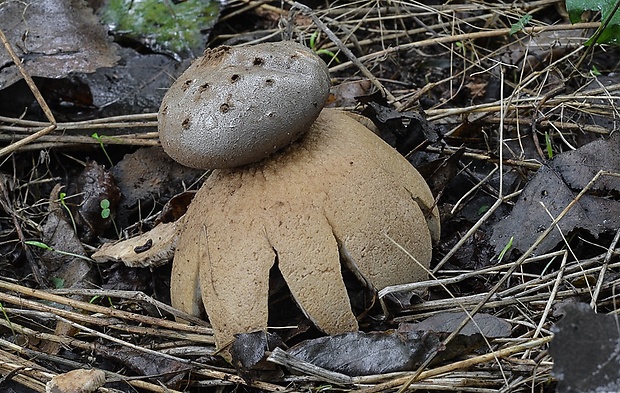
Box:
0;0;119;89
550;303;620;393
0;1;619;392
491;133;620;256
69;160;121;242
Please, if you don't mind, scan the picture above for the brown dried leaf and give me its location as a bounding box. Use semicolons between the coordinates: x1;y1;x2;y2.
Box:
70;161;121;241
0;0;119;89
92;220;180;268
111;147;205;226
46;369;105;393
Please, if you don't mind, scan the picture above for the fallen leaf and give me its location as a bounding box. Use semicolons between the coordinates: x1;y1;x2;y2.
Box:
491;133;620;255
0;0;119;89
399;311;511;364
287;311;512;376
326;80;372;108
160;191;197;223
94;343;188;387
549;303;620;393
358;91;440;154
39;185;94;287
92;220;180;268
83;47;190;118
399;311;512;338
417;147;465;195
46;368;105;393
230;331;283;383
70;161;121;242
287;331;441;376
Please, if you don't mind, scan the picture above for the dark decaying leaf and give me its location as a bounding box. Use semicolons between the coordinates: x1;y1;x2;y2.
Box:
288;312;511;376
399;311;511;364
551;133;620;192
160;192;197;223
491;133;620;256
70;161;121;242
358;91;440;154
79;46;190;118
326;80;372;108
287;331;440;376
417;147;465;195
399;311;512;338
230;331;283;383
95;343;189;387
39;184;95;288
549;303;620;393
111;147;204;227
0;0;119;89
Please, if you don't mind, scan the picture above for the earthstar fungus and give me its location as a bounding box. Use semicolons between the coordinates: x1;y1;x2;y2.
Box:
159;41;440;349
159;41;331;169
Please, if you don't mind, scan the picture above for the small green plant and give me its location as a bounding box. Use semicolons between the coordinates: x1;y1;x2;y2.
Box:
89;295;114;307
99;199;120;238
591;65;602;76
50;277;65;289
0;301;16;338
91;133;113;167
566;0;620;45
545;131;554;159
25;240;93;262
59;191;77;233
309;31;340;63
509;14;532;35
497;236;514;263
100;199;111;219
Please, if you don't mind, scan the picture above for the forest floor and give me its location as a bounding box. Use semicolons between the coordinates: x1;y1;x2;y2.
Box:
0;0;619;392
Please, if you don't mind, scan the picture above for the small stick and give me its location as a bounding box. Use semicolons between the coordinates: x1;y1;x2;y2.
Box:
0;28;57;157
291;2;403;109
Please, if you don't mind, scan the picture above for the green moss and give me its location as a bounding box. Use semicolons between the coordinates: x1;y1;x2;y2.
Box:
100;0;220;54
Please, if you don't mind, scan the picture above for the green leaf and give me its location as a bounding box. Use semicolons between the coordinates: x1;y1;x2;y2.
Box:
310;31;318;50
50;277;65;289
25;240;52;250
497;236;514;263
545;131;554;159
566;0;620;45
100;199;111;219
509;14;532;35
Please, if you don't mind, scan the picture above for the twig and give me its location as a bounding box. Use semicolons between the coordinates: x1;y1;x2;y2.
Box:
357;336;552;393
0;28;56;157
329;22;600;73
292;2;403;108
